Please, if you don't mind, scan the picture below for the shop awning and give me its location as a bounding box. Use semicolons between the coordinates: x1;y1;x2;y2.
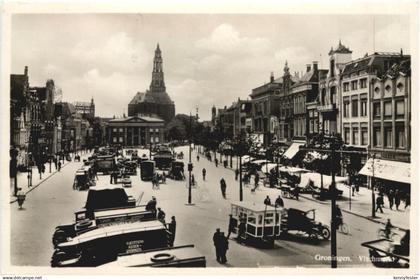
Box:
359;158;411;184
283;142;304;159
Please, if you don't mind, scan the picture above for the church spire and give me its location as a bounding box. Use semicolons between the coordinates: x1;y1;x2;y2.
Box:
150;43;166;92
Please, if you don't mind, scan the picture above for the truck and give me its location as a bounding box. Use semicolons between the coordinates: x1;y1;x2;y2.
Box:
51;220;171;267
52;186;155;247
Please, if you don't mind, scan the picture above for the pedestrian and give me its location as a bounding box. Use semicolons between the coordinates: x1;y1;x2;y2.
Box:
387;189;394;210
235;168;239;181
191;174;196;186
202;168;206;181
219;232;229;264
237;218;246;244
376;194;384;213
152;174;156;189
227;214;236;239
220;178;227;199
146;196;157;214
294;185;300;200
213;228;222;263
110;172;113;184
157;207;166;223
404;193;410;209
352;184;355;196
53;157;58;170
395;190;401;210
162;172;166;184
58;161;62;171
215;158;218;167
197;155;200;162
252;173;260;192
275;195;284;208
264;195;271;206
223;160;228;168
168;216;176;247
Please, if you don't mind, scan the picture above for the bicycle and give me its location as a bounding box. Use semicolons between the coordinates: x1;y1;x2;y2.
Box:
337;222;350;235
377;228;399;241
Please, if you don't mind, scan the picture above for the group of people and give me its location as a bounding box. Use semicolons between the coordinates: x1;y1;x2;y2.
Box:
263;195;285;208
213;228;229;264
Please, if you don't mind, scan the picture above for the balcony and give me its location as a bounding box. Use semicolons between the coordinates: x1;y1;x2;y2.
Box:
317;103;336;112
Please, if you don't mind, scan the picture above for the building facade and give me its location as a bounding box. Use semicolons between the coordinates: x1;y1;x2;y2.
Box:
128;44;175;123
106;115;165;146
318;40;353;136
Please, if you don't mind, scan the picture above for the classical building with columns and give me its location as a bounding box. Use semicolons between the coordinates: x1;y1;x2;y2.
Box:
106;115;165;147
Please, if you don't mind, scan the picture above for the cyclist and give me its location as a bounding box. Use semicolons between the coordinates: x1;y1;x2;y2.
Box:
335;205;343;229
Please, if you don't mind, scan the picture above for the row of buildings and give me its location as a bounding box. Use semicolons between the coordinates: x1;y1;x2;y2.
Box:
10;66;100;168
212;40;411;189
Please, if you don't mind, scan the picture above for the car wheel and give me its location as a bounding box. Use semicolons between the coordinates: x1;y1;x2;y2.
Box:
321;227;331;240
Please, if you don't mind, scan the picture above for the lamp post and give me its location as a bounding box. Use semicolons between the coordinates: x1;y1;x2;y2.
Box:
186;112;194;205
369;149;376;218
10;147;19;197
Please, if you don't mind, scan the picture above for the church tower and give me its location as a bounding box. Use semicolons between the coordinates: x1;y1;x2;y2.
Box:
150;43;166;93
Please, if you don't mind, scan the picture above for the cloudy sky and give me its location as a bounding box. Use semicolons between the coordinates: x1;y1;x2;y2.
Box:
12;14;410;120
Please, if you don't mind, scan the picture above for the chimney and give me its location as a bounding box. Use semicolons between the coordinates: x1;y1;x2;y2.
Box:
270;71;274;83
312;61;318;72
306;64;311;72
24;66;28;76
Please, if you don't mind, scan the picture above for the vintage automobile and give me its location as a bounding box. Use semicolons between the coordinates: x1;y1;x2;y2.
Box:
123;161;138;176
51;220;171;267
73;170;95;190
100;245;206;267
361;237;409;268
230;201;284;248
94;155;116;174
140;160;155;181
168;161;185;180
51;186;156;247
311;186;344;200
281;208;330;240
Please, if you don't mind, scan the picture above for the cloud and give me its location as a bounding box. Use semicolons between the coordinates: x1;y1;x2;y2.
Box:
71;32;150;74
375;22;410;53
195;23;272;55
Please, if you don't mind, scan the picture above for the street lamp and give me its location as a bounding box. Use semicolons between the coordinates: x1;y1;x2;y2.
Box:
186;112;194;205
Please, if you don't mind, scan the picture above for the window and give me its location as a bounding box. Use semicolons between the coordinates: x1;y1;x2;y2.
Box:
150;128;154;132
112;128;117;132
331;87;337;104
113;137;117;143
351;80;358;90
155;137;159;143
155;128;159;132
330;59;335;77
119;137;123;143
343;101;350;118
384;127;393;148
395;100;405;118
361;127;368;145
344;128;350;144
352;128;359;145
119;128;123;132
384;102;392;119
343;83;350;92
396;126;405;149
374;127;381;147
361;99;367;117
351;99;358;117
373;102;381;118
360;78;367;89
150;137;154;143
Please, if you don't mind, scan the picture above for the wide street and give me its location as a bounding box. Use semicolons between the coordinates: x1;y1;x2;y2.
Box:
10;145;389;268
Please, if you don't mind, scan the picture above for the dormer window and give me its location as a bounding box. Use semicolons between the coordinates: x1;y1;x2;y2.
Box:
374;87;380;93
397;82;404;92
385;85;391;92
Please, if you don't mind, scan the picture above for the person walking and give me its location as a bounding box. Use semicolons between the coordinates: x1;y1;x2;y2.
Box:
227;214;236;239
235;168;239;181
202;168;206;181
376;194;384;213
264;195;271;206
395;190;401;210
220;178;227;199
110;172;113;184
275;195;284;208
197;155;200;162
157;207;166;223
237;218;246;244
387;189;394;210
252;173;260;192
168;216;176;247
58;161;62;172
404;193;410;209
146;196;157;215
219;233;229;264
215;158;219;167
213;228;222;263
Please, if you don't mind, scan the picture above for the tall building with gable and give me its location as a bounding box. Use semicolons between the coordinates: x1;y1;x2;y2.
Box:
128;44;175;123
